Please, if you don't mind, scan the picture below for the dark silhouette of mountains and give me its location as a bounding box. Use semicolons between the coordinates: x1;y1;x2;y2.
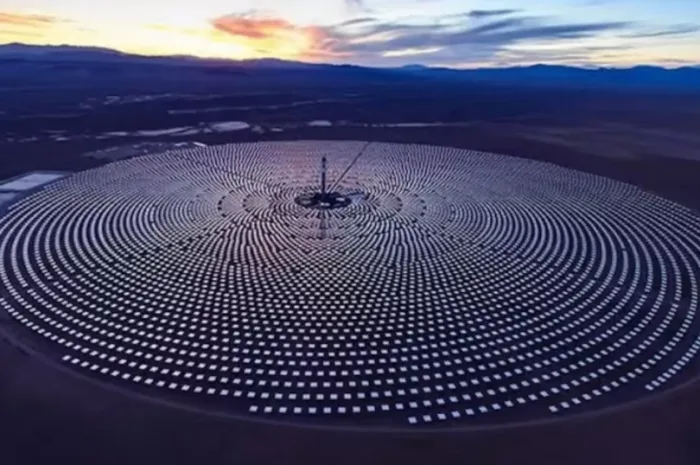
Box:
1;43;698;92
398;62;700;91
0;43;321;67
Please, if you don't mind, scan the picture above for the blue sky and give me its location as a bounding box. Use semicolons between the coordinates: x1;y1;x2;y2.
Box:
1;0;699;66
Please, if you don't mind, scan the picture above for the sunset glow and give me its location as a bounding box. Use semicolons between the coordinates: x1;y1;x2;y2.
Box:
1;1;699;66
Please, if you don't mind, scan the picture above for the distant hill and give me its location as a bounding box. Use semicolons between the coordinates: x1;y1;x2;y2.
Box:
397;62;700;90
0;43;126;56
0;43;323;68
0;43;698;92
0;43;133;62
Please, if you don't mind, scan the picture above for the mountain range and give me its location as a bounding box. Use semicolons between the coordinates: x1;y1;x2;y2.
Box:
1;43;699;92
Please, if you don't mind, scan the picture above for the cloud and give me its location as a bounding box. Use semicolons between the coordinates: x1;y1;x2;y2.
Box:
0;11;69;43
213;16;293;40
206;9;694;66
492;44;631;66
622;24;700;39
0;11;67;27
467;18;527;35
467;9;520;19
210;13;344;59
331;15;631;56
338;17;376;27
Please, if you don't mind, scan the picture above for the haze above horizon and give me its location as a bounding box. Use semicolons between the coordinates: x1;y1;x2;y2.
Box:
1;0;699;68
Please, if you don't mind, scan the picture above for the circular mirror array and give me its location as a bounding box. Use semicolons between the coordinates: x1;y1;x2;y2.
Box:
1;141;699;428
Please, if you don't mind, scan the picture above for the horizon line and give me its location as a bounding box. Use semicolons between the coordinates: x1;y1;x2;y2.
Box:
1;41;698;71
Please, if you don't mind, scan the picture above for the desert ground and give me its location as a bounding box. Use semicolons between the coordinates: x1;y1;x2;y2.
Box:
2;80;700;465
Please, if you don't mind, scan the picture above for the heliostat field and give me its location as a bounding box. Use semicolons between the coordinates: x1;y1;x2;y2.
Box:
1;141;699;428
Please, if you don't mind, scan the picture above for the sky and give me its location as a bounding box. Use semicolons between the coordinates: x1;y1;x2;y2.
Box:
1;0;699;67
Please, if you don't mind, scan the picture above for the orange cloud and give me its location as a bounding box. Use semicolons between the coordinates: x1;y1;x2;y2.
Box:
212;16;293;40
211;14;344;60
0;12;66;27
0;11;71;44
